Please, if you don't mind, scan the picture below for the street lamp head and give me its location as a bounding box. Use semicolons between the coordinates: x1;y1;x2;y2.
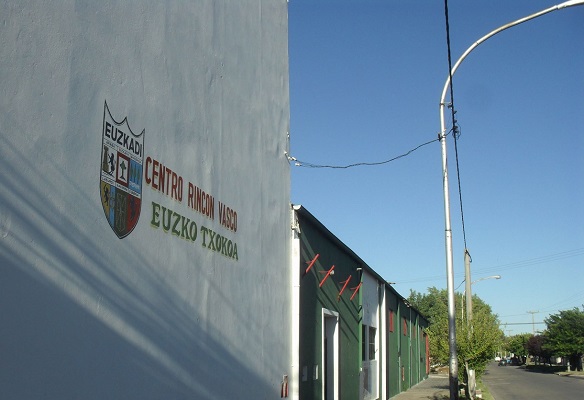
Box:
471;275;502;285
559;0;584;9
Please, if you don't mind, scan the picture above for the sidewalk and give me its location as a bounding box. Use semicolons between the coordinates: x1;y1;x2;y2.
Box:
391;373;450;400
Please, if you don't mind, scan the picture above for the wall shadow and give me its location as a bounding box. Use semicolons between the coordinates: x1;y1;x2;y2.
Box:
0;110;283;398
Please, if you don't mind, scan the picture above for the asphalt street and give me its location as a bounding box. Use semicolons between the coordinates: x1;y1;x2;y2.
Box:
482;362;584;400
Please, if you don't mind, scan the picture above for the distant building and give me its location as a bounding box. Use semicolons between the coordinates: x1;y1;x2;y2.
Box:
291;206;429;399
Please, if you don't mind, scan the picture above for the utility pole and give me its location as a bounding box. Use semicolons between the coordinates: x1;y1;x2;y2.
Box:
464;250;472;324
464;249;477;399
527;311;539;334
438;2;584;398
463;250;476;399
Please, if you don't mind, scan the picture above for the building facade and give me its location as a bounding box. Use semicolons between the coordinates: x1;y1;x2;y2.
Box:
291;206;429;400
1;3;430;399
0;1;291;399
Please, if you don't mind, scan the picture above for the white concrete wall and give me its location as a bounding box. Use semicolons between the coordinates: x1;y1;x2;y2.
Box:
0;1;291;399
362;272;379;328
361;271;380;400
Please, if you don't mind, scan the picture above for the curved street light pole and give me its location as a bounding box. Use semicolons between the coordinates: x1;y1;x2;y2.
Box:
438;2;584;398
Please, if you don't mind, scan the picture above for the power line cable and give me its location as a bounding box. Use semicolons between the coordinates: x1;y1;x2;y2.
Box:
500;296;584;332
472;247;584;275
394;248;584;285
443;0;468;249
286;136;439;169
538;290;584;312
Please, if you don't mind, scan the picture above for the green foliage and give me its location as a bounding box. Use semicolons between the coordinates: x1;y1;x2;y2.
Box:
409;288;450;364
505;333;532;357
409;287;503;383
457;307;501;377
527;334;552;363
543;307;584;369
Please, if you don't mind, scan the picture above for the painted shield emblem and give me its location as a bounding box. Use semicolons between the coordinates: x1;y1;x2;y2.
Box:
100;101;144;238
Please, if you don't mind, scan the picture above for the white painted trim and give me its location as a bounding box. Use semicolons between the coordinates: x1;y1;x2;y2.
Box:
322;308;339;400
290;208;301;400
379;284;387;400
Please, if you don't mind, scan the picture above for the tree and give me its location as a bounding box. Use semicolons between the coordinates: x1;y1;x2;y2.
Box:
506;333;531;363
543;307;584;371
527;334;552;365
409;287;503;394
409;288;450;365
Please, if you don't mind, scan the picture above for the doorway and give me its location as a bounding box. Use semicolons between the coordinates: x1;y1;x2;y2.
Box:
322;309;339;400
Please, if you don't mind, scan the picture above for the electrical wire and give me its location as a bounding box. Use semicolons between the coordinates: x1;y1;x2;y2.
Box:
443;0;469;250
394;248;584;285
287;136;439;169
287;1;459;172
471;247;584;276
500;291;584;318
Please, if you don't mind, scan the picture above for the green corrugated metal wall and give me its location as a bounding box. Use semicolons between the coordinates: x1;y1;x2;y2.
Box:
295;208;429;400
386;291;400;398
298;216;361;400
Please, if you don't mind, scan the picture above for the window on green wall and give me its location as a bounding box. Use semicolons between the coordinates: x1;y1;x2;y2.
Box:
362;325;377;361
368;327;376;360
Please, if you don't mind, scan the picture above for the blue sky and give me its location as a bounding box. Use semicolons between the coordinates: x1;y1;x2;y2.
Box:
288;0;584;336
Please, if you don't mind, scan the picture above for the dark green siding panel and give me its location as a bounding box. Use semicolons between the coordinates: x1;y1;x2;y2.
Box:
298;215;361;400
411;314;420;386
386;290;401;398
399;302;411;391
